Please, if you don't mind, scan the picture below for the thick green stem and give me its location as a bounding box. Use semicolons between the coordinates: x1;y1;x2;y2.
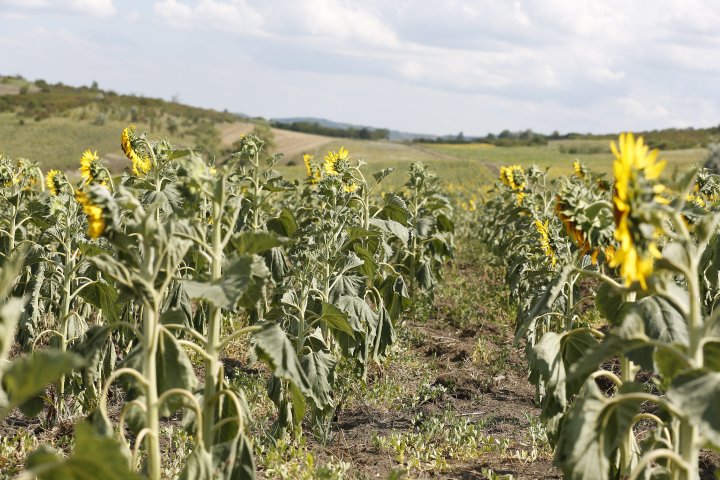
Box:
56;242;75;419
619;290;637;475
142;304;161;480
297;287;308;355
203;191;224;449
8;205;16;253
673;258;701;479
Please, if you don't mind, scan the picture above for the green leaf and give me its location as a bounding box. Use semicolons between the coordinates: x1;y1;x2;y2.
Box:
668;370;720;446
183;255;268;309
372;307;395;362
372;167;395;184
232;231;283;255
120;330;198;418
655;242;690;274
703;341;720;372
369;218;409;245
515;266;572;344
595;282;623;324
0;298;23;364
211;435;256;480
555;380;643;479
436;213;454;233
2;351;84;411
318;302;354;336
77;280;120;323
336;296;375;334
352;244;378;280
267;208;298;237
376;193;409;224
622;296;688;346
0;246;25;300
380;275;409;322
179;448;214;480
26;421;140;480
301;350;337;409
253;323;314;402
72;326;113;387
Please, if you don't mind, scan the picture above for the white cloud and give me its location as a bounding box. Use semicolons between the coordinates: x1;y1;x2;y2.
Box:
3;0;720;134
154;0;264;35
0;0;115;16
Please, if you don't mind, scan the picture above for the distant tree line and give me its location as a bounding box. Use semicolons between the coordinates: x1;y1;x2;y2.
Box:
272;121;390;140
416;129;549;146
415;125;720;150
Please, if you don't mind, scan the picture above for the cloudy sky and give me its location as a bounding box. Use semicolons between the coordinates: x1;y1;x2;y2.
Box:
1;0;719;136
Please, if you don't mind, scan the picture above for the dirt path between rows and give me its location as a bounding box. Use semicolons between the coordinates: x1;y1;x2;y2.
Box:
293;240;560;479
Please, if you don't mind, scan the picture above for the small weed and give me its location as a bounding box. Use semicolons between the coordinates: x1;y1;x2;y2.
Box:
373;410;510;473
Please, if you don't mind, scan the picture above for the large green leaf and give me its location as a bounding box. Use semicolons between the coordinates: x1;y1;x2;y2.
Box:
369;218;409;245
211;434;256;480
515;266;572;344
555;380;643;479
120;329;198;418
77;280;120;323
380;275;409;322
183;255;268;310
0;298;23;364
301;350;337;409
253;323;314;402
623;296;688;346
25;421;140;480
318;302;354;336
231;231;283;255
336;295;375;334
667;370;720;446
179;448;214;480
266;208;298;236
2;351;84;412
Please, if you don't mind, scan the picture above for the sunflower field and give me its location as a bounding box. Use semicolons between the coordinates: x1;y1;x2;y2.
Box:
0;128;454;479
3;127;720;479
481;133;720;479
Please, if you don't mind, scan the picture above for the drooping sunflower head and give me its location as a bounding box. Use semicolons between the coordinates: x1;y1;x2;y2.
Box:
74;190;106;239
343;182;359;193
609;132;666;289
323;146;351;177
499;165;526;191
302;153;322;184
303;153;314;177
80;150;104;185
533;218;557;267
121;126;152;176
573;160;588;179
46;169;66;196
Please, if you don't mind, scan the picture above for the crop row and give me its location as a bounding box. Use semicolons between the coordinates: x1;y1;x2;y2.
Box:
0;129;454;479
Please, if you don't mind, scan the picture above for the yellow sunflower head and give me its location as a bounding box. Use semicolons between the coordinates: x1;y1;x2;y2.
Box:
608;132;666;289
74;190;106;239
573;160;586;179
499;165;526;191
533;218;556;267
303;153;314;177
343;181;359;193
121;126;152;176
46;169;65;196
324;150;339;176
80;150;103;185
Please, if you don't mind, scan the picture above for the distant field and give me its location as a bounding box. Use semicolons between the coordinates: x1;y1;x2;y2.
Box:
0;112;193;172
421;140;708;179
0;109;708;190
